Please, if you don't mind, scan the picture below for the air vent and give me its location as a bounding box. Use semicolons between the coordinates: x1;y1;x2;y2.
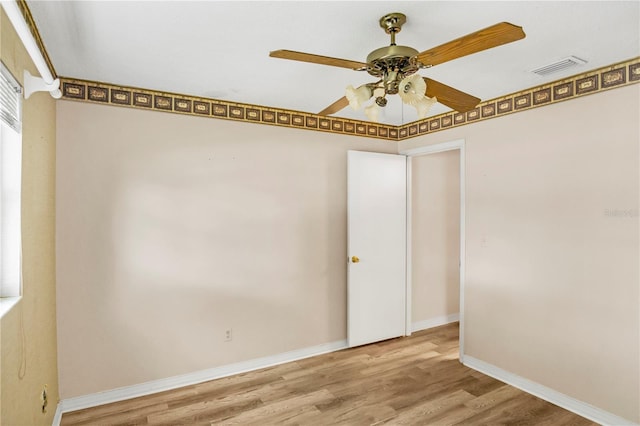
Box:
531;56;587;76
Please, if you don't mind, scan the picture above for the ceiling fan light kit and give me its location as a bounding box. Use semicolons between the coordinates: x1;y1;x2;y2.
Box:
345;84;373;110
270;12;525;123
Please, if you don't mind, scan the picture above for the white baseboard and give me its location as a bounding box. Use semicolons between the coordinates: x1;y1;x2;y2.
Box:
51;402;63;426
412;313;460;333
55;339;348;422
463;355;638;426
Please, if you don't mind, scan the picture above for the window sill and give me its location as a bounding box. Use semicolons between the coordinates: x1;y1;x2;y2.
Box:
0;296;21;319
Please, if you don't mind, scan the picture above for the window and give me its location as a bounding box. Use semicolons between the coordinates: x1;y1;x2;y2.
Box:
0;60;23;314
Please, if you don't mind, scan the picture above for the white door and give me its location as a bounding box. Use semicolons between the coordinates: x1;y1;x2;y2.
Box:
348;150;407;347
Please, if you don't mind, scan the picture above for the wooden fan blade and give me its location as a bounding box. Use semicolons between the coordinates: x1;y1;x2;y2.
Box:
319;96;349;116
416;22;525;67
270;50;367;70
424;78;480;113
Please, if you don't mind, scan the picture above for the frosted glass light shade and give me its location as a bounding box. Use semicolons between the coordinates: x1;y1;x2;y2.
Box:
398;74;427;105
415;96;437;118
399;75;436;118
345;84;372;110
364;103;382;122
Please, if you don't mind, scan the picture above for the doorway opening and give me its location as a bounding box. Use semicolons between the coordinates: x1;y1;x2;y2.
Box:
402;140;466;360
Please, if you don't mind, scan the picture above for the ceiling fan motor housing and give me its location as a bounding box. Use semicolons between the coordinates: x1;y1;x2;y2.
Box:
366;45;420;94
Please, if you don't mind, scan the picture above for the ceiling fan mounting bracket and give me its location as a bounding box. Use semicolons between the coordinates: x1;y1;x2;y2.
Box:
379;12;406;34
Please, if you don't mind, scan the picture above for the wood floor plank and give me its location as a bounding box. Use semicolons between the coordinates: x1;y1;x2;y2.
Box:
219;389;334;425
61;402;166;426
146;383;270;425
379;389;476;425
61;323;598;426
315;379;399;424
463;383;523;410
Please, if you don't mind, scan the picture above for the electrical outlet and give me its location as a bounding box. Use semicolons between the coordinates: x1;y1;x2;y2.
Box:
41;384;48;414
224;328;232;342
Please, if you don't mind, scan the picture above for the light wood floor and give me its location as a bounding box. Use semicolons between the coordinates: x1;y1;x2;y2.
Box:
61;323;596;425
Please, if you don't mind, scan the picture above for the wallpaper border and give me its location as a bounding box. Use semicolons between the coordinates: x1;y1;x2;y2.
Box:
399;57;640;139
58;78;397;141
14;1;640;141
59;57;639;142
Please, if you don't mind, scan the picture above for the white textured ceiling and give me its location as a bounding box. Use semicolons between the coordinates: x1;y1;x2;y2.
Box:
27;1;640;125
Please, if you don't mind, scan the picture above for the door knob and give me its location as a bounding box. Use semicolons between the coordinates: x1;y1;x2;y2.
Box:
351;256;360;263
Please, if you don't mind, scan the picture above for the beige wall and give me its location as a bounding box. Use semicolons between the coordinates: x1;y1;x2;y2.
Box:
0;9;59;426
399;84;640;423
55;101;397;398
411;150;460;324
54;59;638;423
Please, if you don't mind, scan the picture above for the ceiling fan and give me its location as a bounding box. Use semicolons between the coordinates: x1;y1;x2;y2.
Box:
270;13;525;122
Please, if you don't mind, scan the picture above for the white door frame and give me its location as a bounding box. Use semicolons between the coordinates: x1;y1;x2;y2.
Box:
399;139;466;362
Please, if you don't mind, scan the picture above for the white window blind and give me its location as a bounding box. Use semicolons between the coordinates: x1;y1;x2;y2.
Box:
0;62;21;133
0;61;22;299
